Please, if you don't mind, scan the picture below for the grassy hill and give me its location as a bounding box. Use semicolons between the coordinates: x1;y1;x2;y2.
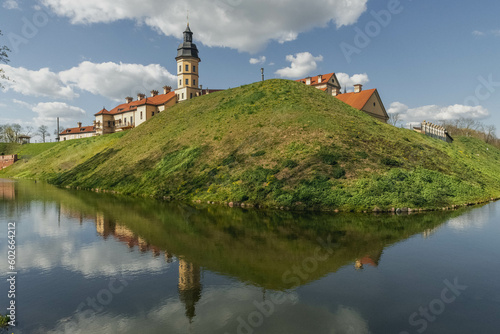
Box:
2;79;500;211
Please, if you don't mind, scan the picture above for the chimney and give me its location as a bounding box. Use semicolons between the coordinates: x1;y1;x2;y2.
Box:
137;93;145;101
354;84;363;93
306;77;312;85
318;75;323;84
126;97;133;104
163;86;172;94
77;122;82;128
151;90;159;97
332;87;341;97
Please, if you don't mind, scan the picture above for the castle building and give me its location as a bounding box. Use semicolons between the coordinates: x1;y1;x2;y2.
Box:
59;122;96;141
175;24;202;102
297;75;389;123
60;25;390;140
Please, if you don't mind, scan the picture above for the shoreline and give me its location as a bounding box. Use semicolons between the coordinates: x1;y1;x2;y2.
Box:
4;177;497;215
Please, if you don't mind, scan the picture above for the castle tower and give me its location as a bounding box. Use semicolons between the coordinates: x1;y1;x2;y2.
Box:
178;259;202;322
175;24;201;102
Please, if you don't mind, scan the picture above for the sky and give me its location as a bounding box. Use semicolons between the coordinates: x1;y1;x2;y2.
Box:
0;0;499;140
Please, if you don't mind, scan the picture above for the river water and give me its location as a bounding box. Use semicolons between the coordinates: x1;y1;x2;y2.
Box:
1;179;499;334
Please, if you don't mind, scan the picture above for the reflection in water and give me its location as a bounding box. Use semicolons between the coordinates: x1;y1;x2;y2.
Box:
0;179;15;200
94;212;203;323
2;179;498;334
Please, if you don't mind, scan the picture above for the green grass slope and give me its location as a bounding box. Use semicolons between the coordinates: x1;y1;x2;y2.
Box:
2;79;500;211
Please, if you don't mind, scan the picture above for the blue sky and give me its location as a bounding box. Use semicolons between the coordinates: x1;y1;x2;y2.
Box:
1;0;499;139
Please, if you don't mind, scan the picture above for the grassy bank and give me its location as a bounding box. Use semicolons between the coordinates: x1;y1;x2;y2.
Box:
2;79;500;211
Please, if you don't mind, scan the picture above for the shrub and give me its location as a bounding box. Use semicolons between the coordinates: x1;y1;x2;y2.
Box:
332;166;346;179
381;157;403;167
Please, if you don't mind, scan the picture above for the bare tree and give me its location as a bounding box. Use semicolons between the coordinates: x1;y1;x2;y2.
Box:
37;125;51;143
0;30;10;88
0;124;21;143
484;125;497;144
388;113;401;127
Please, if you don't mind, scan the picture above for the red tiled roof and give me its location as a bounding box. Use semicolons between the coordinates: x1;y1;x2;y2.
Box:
94;92;177;116
60;126;96;135
296;73;336;86
95;108;110;115
335;89;377;110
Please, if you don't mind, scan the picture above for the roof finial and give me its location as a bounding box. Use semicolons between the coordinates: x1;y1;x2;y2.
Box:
187;9;189;27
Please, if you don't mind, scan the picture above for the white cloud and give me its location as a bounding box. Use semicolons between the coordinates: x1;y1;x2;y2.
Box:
32;102;86;125
2;0;19;10
388;102;490;125
336;72;370;91
13;98;33;109
2;65;78;99
59;61;176;101
39;0;368;53
249;56;266;65
275;52;323;79
2;62;176;102
472;30;500;37
11;99;87;126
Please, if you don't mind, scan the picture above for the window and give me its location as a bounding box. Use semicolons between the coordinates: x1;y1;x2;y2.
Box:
193;66;196;72
113;121;115;126
185;64;189;71
179;79;182;86
107;121;111;127
182;93;184;99
190;93;193;99
373;103;376;107
140;112;143;120
130;116;133;124
193;79;196;86
186;78;189;85
179;65;181;72
152;112;155;116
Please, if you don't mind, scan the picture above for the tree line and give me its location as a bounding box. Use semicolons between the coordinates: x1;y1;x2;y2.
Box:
441;118;499;148
0;123;63;143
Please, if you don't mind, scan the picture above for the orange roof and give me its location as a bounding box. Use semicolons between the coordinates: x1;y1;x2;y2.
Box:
94;92;176;116
296;73;336;86
60;126;96;135
335;89;377;110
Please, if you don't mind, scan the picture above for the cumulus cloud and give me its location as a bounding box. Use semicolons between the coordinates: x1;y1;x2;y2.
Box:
275;52;323;78
12;98;86;126
336;72;369;91
388;102;490;126
2;65;78;99
59;61;176;101
39;0;368;52
2;62;176;102
32;102;87;125
249;56;266;65
2;0;19;9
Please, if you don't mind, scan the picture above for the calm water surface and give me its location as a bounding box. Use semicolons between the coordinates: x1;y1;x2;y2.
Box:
1;179;499;334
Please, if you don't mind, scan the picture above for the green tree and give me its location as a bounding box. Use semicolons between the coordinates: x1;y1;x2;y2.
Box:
0;29;10;88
